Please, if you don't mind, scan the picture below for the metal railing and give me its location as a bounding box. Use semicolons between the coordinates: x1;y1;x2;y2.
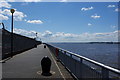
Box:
46;43;120;80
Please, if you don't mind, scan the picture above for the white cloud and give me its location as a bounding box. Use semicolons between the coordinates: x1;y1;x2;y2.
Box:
27;20;43;24
60;0;67;2
111;25;117;29
6;0;42;2
88;23;92;26
13;28;38;38
107;5;115;8
52;32;77;38
24;0;42;2
115;8;119;12
81;7;94;11
24;19;27;21
0;14;9;20
0;1;27;21
2;0;120;2
42;30;52;37
91;14;101;19
14;10;27;21
0;1;11;8
13;28;119;42
1;9;27;21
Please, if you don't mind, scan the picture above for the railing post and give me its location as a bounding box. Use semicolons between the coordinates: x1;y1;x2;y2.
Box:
69;54;72;71
64;51;66;65
70;54;72;58
102;67;109;80
58;50;61;60
80;58;83;63
57;49;60;61
55;48;59;57
64;51;66;54
80;58;83;79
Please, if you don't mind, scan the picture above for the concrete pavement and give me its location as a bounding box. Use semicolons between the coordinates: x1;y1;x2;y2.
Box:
2;44;74;79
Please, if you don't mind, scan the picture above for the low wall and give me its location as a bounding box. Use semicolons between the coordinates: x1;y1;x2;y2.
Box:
1;29;41;60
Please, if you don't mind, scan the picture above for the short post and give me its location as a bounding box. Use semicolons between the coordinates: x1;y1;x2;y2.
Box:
41;56;52;76
44;45;46;48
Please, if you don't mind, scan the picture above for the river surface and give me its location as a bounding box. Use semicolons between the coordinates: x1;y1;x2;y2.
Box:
49;43;119;69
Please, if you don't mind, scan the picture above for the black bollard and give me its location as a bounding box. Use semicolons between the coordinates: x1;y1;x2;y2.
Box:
41;56;52;76
44;45;46;48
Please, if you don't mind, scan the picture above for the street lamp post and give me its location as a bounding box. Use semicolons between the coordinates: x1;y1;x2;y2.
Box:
36;32;37;40
10;9;15;57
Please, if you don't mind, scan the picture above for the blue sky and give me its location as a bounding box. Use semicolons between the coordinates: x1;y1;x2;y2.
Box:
0;1;119;42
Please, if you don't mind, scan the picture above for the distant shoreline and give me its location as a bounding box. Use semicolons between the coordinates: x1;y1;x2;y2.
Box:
48;42;120;44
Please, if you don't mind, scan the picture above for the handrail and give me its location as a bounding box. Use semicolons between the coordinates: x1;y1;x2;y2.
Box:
45;43;120;75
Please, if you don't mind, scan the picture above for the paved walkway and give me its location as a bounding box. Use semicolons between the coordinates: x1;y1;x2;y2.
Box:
2;44;74;79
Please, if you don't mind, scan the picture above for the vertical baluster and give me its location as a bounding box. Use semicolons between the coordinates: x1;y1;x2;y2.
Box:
75;58;77;76
102;68;109;80
64;51;66;65
70;54;72;72
59;50;62;60
80;58;83;79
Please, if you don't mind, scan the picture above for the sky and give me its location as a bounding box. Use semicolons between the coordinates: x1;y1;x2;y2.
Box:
0;0;120;42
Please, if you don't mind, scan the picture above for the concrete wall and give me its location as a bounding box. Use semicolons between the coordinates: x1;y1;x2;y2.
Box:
1;29;41;59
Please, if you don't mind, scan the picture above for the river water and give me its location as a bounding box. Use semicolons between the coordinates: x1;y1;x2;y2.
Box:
50;43;119;69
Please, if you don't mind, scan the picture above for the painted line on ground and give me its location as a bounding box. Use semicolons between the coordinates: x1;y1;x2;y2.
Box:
48;48;66;80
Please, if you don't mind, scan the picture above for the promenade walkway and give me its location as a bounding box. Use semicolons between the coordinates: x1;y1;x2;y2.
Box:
2;44;74;79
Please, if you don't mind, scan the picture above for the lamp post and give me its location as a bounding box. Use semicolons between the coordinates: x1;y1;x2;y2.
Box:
10;9;15;57
36;32;37;40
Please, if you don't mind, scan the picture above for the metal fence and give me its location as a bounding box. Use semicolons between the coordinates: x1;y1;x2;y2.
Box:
1;29;41;60
46;43;120;80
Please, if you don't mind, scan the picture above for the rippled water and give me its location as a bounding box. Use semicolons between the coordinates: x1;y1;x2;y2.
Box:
50;43;119;69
